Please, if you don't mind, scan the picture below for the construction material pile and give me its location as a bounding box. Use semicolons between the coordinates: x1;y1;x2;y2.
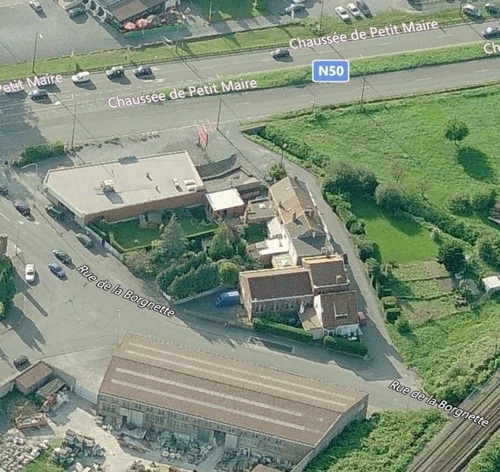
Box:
0;435;49;472
15;413;48;430
51;429;105;467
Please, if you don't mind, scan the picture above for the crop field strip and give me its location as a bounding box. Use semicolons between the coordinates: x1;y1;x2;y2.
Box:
406;374;500;472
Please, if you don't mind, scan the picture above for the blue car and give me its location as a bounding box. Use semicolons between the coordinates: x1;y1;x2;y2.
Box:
48;262;66;278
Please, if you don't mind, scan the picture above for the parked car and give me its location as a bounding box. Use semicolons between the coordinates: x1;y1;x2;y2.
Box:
106;66;125;79
25;264;35;283
14;200;31;216
283;3;305;14
76;233;93;247
335;6;350;21
71;71;91;83
270;47;290;59
347;3;362;18
133;66;153;77
0;185;8;195
29;1;43;12
14;355;29;369
357;311;367;326
45;204;64;220
215;291;241;308
356;0;372;17
485;3;500;15
48;262;66;278
68;7;85;18
462;4;482;18
28;89;49;101
482;26;500;38
53;249;72;264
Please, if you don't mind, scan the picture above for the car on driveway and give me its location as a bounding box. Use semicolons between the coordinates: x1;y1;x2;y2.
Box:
270;48;290;59
48;262;66;278
25;264;35;283
53;249;72;264
14;200;31;216
283;3;305;15
133;66;153;77
485;3;500;15
45;204;64;220
71;71;91;83
76;233;93;247
14;355;29;369
335;6;350;21
356;0;372;17
29;1;43;12
29;89;49;101
462;4;482;18
347;3;362;18
482;26;500;38
106;66;125;79
68;7;85;18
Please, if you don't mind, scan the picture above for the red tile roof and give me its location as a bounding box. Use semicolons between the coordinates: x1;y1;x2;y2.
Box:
302;255;348;288
319;291;359;329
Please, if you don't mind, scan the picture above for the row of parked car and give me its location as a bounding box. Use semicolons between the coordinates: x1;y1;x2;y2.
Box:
71;65;153;84
29;0;85;18
462;3;500;38
281;1;372;19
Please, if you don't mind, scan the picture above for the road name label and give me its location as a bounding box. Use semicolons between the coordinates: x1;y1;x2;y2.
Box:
484;41;500;55
0;74;63;93
77;265;175;317
289;20;440;49
388;380;490;426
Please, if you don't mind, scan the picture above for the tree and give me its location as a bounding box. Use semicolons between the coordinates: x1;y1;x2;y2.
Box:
218;260;240;286
153;215;187;263
437;241;466;274
444;119;469;147
323;161;378;197
365;258;382;282
268;162;287;183
124;249;154;276
477;235;500;269
375;182;406;213
208;224;234;261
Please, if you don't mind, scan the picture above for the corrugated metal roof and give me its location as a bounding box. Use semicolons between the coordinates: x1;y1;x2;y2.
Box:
99;334;368;446
15;362;53;390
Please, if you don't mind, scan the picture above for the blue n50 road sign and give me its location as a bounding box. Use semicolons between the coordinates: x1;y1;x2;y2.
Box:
312;60;350;83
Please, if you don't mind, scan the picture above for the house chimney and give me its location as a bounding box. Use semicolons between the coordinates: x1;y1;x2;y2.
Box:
279;199;283;208
336;275;342;284
292;212;297;221
312;231;316;238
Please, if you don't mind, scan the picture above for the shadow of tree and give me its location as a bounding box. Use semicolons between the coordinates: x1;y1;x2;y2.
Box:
456;146;495;182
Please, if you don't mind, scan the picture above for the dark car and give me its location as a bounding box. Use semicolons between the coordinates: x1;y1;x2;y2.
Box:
53;249;72;264
45;204;64;220
356;0;372;17
76;233;93;247
29;89;49;101
271;47;290;59
106;66;125;79
14;355;29;369
68;7;86;18
49;262;66;278
0;185;8;195
485;3;500;15
482;26;500;38
14;200;31;216
133;66;153;77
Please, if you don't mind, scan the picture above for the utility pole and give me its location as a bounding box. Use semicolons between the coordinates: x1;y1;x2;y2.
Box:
175;22;179;54
70;103;77;150
360;75;367;110
216;93;223;130
31;31;40;74
15;225;20;256
319;0;325;33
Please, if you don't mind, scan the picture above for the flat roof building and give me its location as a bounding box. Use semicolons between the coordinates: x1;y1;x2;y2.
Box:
205;188;245;218
97;334;368;464
44;152;205;226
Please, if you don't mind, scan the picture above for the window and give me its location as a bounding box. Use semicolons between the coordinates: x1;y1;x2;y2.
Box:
255;304;264;313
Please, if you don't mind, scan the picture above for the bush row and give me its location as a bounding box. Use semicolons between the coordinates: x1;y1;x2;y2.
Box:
0;259;15;319
446;187;497;216
167;262;221;299
253;318;314;343
14;141;65;167
323;335;368;356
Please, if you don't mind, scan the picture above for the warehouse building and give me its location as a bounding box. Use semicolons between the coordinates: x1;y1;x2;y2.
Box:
43;152;205;226
97;334;369;464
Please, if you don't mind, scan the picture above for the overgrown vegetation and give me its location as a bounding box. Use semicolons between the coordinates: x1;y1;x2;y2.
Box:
0;258;16;319
306;410;446;472
13;142;65;167
323;336;368;357
24;450;65;472
465;431;500;472
253;318;314;343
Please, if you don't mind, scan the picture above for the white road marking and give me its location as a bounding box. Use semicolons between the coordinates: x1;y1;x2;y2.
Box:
0;212;11;222
235;102;251;106
438;34;452;38
416;77;432;81
475;69;490;73
377;42;393;46
198;66;216;70
18;220;25;225
155;78;166;83
176;109;191;112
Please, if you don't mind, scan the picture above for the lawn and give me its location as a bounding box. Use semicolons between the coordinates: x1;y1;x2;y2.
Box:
350;199;438;263
110;220;161;250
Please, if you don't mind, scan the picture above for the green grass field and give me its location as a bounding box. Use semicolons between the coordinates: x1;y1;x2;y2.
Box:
196;0;260;21
24;451;65;472
350;199;438;262
110;220;161;250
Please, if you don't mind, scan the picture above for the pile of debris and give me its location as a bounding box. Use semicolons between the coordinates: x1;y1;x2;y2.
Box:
0;435;50;472
216;449;293;472
71;463;105;472
15;413;48;430
51;430;105;467
127;460;162;471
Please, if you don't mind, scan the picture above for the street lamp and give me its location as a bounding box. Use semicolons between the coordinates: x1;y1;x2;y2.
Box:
31;32;43;74
319;0;325;33
70;103;77;150
216;93;223;130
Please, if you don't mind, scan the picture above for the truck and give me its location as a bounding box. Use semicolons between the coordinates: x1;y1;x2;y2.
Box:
215;291;241;308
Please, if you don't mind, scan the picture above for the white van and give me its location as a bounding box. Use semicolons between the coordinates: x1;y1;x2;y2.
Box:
71;71;91;83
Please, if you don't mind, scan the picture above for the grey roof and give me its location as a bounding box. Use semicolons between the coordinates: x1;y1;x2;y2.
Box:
44;152;204;219
99;334;368;447
293;235;327;259
15;361;53;391
107;0;165;22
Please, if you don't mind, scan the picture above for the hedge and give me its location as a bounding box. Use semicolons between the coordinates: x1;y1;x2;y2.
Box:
381;296;397;309
324;336;368;357
253;318;314;343
386;307;402;324
14;141;65;166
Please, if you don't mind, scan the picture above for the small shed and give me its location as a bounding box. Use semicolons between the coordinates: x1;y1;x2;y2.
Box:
205;188;245;218
482;275;500;293
15;361;53;395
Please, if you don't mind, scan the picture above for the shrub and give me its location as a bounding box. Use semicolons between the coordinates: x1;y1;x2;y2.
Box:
395;317;412;334
382;296;397;309
375;182;406;213
324;336;368;356
386;307;402;323
470;187;497;213
431;227;442;242
352;235;376;261
253;318;314;343
376;281;392;298
437;241;466;274
446;192;473;215
477;235;500;269
323;161;378;197
14;141;65;166
349;218;366;235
